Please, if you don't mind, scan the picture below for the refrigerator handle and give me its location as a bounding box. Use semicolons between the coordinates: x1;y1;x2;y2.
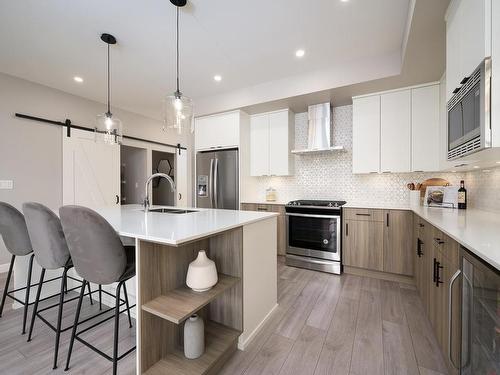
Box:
209;159;214;208
462;271;473;370
214;158;219;209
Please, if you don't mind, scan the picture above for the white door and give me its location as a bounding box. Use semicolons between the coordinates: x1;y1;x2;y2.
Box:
175;149;188;207
62;129;120;207
352;96;381;174
411;85;440;172
269;110;290;176
380;90;411;173
250;114;270;176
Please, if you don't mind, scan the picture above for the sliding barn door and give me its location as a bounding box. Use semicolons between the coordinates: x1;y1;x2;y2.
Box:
62;129;120;207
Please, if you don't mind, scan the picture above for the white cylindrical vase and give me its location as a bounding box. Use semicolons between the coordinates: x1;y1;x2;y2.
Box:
186;250;218;292
184;314;205;359
409;190;421;207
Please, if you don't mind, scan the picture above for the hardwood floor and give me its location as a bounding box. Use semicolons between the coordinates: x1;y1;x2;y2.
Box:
0;257;448;375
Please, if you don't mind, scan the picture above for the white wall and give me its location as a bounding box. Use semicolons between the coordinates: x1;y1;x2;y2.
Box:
0;72;193;265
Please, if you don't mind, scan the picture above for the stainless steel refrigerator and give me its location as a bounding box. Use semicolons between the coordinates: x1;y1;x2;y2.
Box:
196;149;239;209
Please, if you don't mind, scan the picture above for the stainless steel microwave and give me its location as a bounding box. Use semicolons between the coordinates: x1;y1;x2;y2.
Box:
447;58;491;160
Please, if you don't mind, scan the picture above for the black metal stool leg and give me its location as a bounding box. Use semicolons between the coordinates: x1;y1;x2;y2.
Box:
112;281;124;375
0;254;15;317
64;280;86;372
22;254;35;334
87;282;93;305
53;267;68;369
27;268;46;342
98;284;102;311
122;282;133;328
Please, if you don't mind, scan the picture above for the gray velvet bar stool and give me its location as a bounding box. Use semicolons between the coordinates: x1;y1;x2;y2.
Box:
59;205;136;375
22;202;94;370
0;202;35;334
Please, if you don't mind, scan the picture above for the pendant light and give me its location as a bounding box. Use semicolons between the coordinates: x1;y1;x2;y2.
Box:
163;0;193;135
96;33;123;145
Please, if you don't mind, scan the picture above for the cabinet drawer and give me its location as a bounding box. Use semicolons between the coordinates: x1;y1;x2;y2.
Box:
343;208;384;222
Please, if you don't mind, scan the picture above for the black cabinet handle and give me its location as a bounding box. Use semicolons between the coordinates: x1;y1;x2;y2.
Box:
433;258;437;283
417;238;423;257
115;195;120;204
386;213;389;227
356;213;371;216
436;261;444;287
418;223;424;228
346;223;348;236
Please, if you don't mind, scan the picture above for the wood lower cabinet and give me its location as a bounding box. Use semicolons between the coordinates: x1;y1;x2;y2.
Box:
343;219;384;271
240;203;286;255
383;210;413;275
343;208;412;276
413;214;461;375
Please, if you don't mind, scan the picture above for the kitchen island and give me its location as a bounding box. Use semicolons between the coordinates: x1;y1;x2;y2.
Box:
95;205;279;375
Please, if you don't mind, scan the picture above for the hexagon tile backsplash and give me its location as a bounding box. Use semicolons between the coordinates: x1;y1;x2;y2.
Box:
245;105;500;211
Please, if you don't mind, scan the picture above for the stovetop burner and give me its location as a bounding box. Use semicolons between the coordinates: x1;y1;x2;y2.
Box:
286;200;347;208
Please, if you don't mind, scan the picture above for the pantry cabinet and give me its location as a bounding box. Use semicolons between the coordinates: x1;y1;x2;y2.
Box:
445;0;491;101
352;82;440;174
250;109;294;176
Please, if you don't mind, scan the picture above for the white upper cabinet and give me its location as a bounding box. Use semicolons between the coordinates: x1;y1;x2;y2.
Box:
353;83;440;174
411;84;440;172
380;90;411;173
250;109;294;176
250;114;270;176
352;96;380;174
195;110;242;151
446;0;491;101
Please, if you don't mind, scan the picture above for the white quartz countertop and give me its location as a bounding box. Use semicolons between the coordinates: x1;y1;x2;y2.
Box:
345;202;500;270
95;205;278;246
410;206;500;270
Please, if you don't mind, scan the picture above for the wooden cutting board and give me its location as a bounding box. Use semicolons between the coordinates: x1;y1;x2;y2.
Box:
419;178;450;197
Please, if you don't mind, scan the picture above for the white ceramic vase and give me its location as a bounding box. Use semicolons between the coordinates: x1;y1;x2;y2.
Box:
186;250;218;292
184;314;205;359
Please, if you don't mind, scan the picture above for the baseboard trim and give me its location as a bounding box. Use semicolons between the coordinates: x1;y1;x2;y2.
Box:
0;263;10;273
238;302;279;351
344;266;415;285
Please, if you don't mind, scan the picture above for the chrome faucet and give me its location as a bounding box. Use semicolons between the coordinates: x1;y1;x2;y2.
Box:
143;173;176;212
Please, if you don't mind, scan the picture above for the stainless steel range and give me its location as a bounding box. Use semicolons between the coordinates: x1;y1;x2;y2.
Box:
285;200;346;274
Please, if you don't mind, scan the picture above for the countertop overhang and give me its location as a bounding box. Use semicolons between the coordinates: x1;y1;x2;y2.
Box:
95;205;278;246
346;202;500;271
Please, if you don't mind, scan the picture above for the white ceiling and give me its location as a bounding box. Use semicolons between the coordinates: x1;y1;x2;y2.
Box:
0;0;411;119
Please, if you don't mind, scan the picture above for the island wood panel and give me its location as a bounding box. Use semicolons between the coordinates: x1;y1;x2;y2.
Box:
383;210;413;276
138;228;244;374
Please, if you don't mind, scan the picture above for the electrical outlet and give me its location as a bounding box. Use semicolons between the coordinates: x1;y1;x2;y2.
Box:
0;180;14;190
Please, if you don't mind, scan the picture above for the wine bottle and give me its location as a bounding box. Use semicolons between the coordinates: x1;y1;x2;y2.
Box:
458;180;467;209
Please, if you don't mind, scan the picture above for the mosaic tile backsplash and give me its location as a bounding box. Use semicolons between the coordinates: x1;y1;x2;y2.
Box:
245;105;500;211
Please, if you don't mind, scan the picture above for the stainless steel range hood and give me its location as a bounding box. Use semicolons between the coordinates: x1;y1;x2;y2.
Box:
291;103;344;155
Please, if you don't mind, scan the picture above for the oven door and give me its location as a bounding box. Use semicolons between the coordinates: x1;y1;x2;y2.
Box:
286;213;340;261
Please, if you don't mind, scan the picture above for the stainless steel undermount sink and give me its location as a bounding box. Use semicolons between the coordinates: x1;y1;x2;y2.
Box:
146;208;198;214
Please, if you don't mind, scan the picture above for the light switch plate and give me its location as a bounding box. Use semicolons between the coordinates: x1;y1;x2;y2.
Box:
0;180;14;190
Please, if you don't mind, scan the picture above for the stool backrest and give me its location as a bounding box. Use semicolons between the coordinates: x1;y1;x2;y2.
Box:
59;205;127;285
23;202;70;270
0;202;32;256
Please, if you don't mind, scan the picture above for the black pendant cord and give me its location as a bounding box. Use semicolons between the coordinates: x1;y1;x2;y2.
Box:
14;113;186;154
107;42;111;115
175;6;180;96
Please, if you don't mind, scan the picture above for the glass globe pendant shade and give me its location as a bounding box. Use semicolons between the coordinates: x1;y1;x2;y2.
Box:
163;92;193;134
96;112;123;144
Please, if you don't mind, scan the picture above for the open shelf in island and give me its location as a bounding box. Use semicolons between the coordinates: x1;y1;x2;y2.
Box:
141;273;240;324
137;227;244;374
143;320;240;375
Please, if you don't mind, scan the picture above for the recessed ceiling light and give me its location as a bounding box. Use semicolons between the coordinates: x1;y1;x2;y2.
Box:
473;166;480;169
295;49;305;58
341;0;349;2
496;161;500;164
452;170;457;173
213;75;222;82
73;76;83;83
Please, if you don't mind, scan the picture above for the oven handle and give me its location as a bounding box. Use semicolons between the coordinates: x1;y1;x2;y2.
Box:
285;213;340;219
